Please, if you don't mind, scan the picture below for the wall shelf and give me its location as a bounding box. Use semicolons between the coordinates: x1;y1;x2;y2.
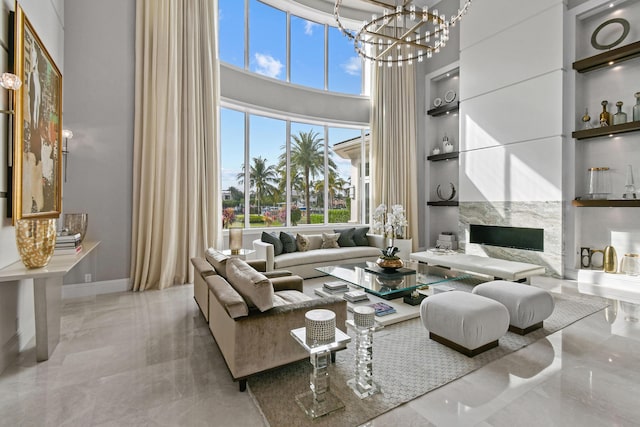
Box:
572;121;640;140
573;40;640;73
427;201;459;207
572;199;640;207
427;151;459;162
427;101;459;117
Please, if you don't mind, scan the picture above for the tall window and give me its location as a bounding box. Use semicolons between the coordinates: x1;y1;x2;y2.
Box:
218;1;363;95
249;0;286;81
220;108;366;229
221;108;245;228
290;16;324;89
218;0;244;68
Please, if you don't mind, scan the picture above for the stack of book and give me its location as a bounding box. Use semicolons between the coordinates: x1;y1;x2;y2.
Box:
54;233;82;255
322;281;349;294
368;302;397;317
343;290;369;303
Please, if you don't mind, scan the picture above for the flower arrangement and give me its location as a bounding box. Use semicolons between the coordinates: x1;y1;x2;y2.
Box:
372;203;408;261
372;204;408;241
222;207;236;229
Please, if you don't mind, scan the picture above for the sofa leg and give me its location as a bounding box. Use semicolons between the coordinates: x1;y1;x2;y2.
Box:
239;379;247;392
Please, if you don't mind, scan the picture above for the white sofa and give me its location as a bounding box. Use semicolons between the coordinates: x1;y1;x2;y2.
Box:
253;231;384;279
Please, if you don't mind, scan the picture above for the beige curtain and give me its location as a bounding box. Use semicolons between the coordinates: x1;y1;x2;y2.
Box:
370;64;418;248
131;0;221;291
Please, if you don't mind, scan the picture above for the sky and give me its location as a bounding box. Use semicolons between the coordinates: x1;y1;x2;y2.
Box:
218;0;366;192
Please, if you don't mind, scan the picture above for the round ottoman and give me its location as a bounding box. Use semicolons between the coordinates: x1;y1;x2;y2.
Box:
420;291;509;357
472;280;555;335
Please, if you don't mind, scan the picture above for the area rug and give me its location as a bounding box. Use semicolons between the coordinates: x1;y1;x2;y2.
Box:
247;286;608;427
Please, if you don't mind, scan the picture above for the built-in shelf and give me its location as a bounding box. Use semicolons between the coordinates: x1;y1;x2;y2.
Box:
573;40;640;73
427;201;459;207
572;199;640;207
427;151;459;162
427;101;459;117
572;121;640;140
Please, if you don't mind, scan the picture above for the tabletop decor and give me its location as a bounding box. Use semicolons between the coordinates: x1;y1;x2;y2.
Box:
63;213;88;242
11;4;63;221
373;203;409;271
15;218;57;268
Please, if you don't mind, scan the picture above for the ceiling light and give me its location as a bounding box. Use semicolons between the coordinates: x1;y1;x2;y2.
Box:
334;0;473;66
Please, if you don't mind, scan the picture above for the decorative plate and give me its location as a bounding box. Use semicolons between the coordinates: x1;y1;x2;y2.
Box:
433;97;442;107
444;90;456;103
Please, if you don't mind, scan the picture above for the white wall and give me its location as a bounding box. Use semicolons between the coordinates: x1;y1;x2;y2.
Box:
61;0;135;286
0;0;64;372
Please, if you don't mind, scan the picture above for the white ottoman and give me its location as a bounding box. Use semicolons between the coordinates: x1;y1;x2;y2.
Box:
420;291;509;357
472;280;555;335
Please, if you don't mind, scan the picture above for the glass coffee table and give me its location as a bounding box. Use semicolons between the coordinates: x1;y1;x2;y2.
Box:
316;260;472;300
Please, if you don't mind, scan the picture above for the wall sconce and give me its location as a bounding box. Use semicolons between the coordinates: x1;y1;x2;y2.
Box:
0;72;21;114
62;129;73;182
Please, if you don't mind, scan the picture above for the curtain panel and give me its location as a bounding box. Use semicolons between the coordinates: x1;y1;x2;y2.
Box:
131;0;221;291
370;64;418;248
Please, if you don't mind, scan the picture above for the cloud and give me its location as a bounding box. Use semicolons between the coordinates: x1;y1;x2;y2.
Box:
254;53;283;78
304;21;319;36
341;56;362;76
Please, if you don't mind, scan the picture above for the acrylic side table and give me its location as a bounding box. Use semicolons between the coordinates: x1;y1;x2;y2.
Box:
290;327;351;419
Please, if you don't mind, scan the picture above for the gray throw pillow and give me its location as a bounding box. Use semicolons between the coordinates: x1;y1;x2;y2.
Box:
280;232;297;253
225;258;274;312
261;231;283;256
321;232;340;249
296;233;310;252
353;227;370;246
334;228;356;247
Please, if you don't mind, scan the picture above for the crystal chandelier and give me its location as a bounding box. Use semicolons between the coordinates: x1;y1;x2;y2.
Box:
334;0;473;66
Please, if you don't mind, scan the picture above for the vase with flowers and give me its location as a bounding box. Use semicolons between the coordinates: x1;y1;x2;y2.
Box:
372;204;408;271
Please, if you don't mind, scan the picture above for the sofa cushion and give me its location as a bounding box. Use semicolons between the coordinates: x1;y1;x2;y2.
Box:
226;258;274;312
272;290;312;307
280;232;297;253
261;231;283;256
205;248;230;279
353;227;370;246
321;232;340;249
274;246;382;269
334;228;356;247
296;233;310;252
307;234;324;250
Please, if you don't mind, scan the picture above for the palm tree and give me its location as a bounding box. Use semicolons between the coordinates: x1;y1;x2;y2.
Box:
279;130;337;224
236;156;277;214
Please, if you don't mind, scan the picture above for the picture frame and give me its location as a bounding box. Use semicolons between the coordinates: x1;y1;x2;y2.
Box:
11;3;63;221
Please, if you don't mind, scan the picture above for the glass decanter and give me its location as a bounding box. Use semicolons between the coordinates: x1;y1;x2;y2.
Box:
634;92;640;122
613;101;627;125
581;108;592;129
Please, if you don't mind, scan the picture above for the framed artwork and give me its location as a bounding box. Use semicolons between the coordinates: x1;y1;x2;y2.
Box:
11;3;63;221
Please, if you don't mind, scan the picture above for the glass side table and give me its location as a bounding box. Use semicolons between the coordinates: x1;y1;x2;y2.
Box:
290;327;351;419
220;248;255;260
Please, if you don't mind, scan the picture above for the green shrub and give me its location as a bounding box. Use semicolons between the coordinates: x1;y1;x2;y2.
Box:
329;209;350;223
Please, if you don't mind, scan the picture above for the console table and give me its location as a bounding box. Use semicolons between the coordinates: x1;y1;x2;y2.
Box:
0;241;100;361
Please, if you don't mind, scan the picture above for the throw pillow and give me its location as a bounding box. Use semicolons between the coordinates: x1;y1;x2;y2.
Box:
321;232;340;249
279;232;297;253
261;231;283;256
353;226;370;246
205;248;230;279
225;257;274;312
296;233;310;252
334;228;356;247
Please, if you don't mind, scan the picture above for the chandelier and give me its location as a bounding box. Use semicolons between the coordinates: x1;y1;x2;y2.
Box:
334;0;473;66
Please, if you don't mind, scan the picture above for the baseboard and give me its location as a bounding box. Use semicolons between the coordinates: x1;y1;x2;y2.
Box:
62;278;131;299
0;333;19;374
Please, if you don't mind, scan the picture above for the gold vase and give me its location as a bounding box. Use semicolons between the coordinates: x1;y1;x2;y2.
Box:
376;257;404;271
15;218;57;269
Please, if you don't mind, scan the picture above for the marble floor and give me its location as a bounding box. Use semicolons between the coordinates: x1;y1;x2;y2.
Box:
1;278;639;426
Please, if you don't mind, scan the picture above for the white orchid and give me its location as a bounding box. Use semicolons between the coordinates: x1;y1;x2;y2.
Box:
373;203;408;241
